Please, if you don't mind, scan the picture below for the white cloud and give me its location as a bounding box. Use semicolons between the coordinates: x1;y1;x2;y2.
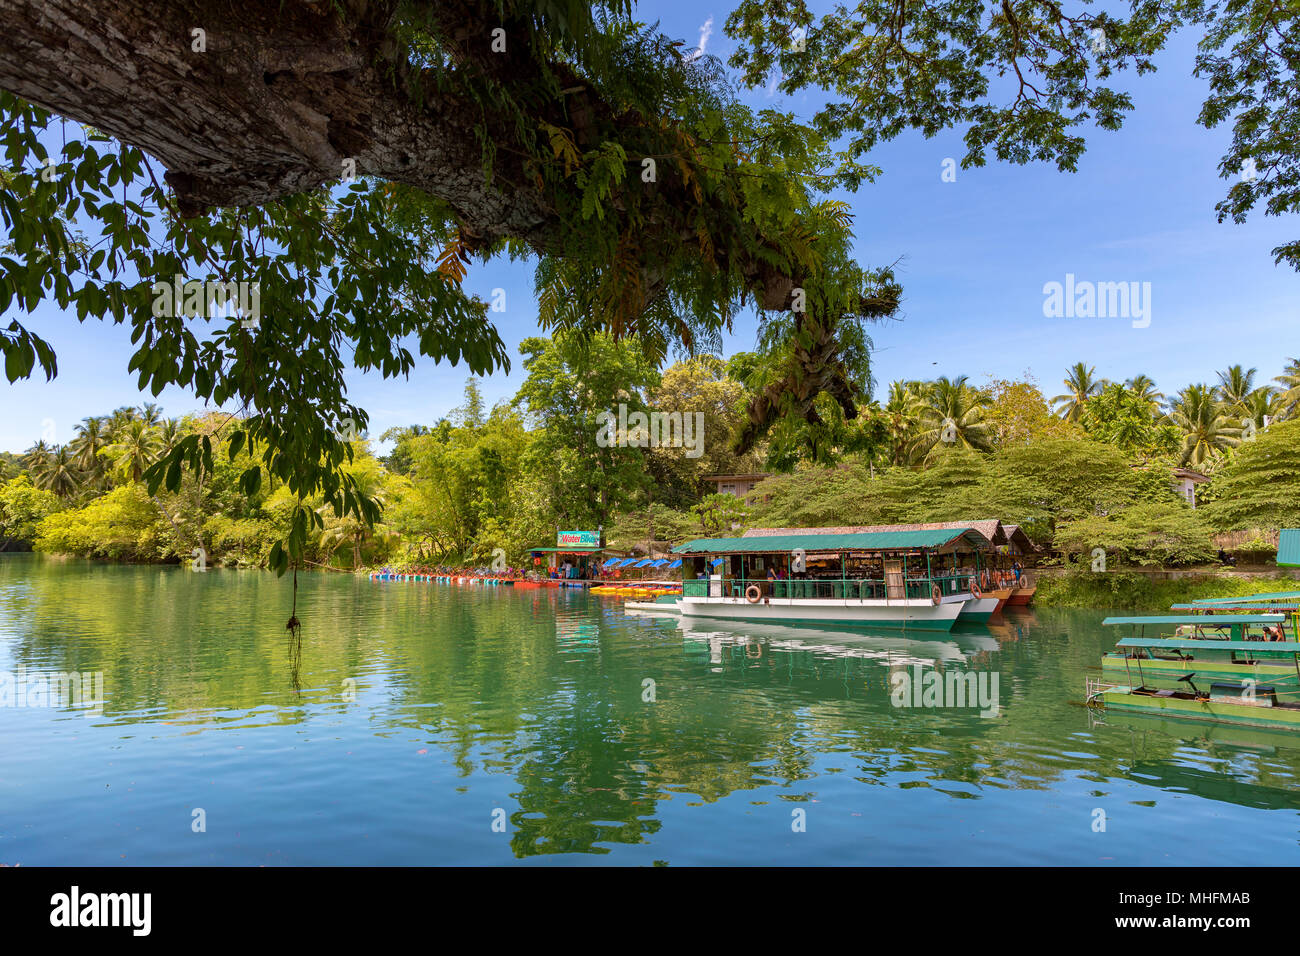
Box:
688;16;714;60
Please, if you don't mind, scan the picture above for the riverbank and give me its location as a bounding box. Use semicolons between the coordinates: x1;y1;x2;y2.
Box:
1033;568;1300;610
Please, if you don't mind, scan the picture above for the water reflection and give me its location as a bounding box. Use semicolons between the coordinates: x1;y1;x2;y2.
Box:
1;554;1297;865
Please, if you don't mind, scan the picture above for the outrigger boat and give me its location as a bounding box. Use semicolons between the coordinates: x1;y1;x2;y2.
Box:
1088;614;1300;730
654;528;998;632
1099;614;1296;689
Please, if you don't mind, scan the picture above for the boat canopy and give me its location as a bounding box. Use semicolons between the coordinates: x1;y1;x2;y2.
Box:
1115;636;1300;653
1104;614;1287;625
1191;591;1300;604
672;528;987;555
1172;602;1300;611
667;559;682;569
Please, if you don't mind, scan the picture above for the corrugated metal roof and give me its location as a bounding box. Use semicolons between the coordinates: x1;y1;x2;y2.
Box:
1278;529;1300;568
1193;590;1300;604
1103;614;1286;625
1116;637;1299;652
742;519;1003;544
673;528;983;555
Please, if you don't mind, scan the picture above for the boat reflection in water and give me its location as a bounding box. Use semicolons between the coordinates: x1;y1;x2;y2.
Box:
642;611;1005;708
1089;710;1300;811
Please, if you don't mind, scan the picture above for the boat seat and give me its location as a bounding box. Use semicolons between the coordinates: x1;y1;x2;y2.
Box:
1153;690;1177;697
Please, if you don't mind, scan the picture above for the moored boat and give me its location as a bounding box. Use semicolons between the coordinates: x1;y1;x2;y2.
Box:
1088;613;1300;730
667;528;995;632
1004;574;1035;606
1099;613;1297;689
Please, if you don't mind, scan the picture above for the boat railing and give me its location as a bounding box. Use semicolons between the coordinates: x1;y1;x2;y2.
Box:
680;571;977;601
1085;676;1125;704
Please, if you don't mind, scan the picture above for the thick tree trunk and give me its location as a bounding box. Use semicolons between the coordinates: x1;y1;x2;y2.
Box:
0;0;558;241
0;0;890;452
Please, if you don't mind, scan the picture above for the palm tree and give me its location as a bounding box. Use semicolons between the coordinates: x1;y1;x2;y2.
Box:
137;403;163;428
21;440;51;471
70;416;110;486
157;419;182;457
29;445;81;498
1169;383;1240;467
317;467;388;568
1123;374;1164;414
1239;388;1279;434
1275;358;1300;421
912;376;993;462
1215;365;1259;412
107;419;161;483
1052;363;1105;422
882;380;922;465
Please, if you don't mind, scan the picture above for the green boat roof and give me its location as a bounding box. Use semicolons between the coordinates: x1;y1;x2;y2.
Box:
1172;602;1300;611
1103;614;1286;625
1192;591;1300;604
1115;636;1300;653
1279;529;1300;568
671;528;987;555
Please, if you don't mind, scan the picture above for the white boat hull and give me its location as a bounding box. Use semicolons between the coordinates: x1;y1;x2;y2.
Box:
941;594;1001;622
676;595;966;631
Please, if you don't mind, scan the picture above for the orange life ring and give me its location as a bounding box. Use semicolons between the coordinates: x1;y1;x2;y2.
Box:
745;585;762;604
931;583;941;606
969;579;983;600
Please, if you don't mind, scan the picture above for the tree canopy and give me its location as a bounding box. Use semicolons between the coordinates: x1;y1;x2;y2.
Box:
1;0;1296;572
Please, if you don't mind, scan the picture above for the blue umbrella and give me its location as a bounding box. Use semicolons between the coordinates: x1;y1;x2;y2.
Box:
710;557;724;567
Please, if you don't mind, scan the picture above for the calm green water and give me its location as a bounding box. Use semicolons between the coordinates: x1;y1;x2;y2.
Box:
1;553;1297;865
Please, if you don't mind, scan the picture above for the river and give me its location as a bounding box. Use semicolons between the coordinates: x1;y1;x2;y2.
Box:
1;554;1296;865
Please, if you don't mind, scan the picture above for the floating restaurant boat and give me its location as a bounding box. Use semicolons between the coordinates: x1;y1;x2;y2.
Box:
651;528;996;631
1088;613;1300;730
1004;576;1036;607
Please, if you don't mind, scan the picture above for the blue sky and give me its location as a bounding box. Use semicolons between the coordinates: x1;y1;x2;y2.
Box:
2;4;1296;453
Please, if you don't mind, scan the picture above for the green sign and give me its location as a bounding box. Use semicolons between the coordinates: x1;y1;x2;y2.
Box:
557;530;600;547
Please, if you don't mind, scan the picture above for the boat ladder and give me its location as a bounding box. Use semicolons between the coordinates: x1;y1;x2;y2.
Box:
1084;677;1122;707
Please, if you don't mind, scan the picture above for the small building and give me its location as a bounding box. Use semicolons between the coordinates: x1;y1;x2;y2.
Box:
1000;524;1037;556
1172;468;1210;508
1279;529;1300;568
529;530;604;578
704;473;770;500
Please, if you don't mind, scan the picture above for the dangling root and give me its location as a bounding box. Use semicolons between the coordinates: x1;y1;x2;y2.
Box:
285;566;303;688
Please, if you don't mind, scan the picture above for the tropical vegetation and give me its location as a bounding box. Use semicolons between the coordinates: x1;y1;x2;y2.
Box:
4;356;1298;572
